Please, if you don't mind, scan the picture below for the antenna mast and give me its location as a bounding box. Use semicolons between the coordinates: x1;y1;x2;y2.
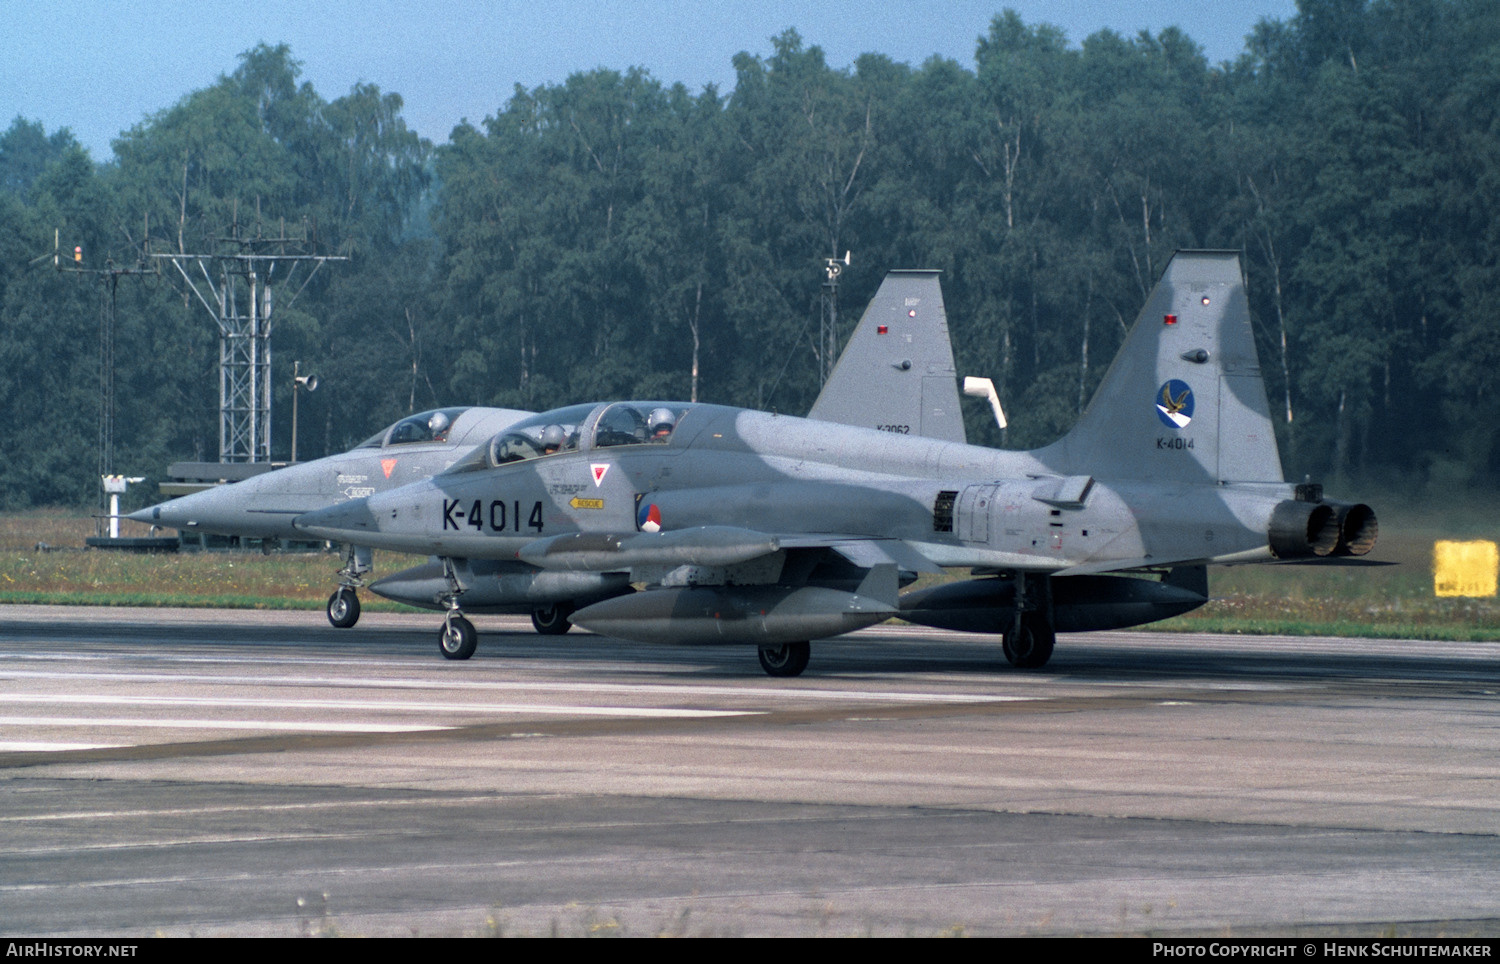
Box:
152;209;345;462
820;252;850;386
43;228;156;536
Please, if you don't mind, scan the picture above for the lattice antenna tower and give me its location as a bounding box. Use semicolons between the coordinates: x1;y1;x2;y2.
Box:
151;204;344;462
34;225;158;536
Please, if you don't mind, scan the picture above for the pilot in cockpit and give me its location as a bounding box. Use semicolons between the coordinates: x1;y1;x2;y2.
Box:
647;407;676;442
428;410;452;443
541;424;567;455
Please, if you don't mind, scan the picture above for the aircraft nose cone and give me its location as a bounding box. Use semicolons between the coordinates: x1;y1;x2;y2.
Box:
127;492;211;529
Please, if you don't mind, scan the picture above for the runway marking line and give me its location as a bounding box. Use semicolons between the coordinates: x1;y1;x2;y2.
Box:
0;691;1173;770
0;693;759;719
0;670;1013;704
0;741;125;752
0;715;454;733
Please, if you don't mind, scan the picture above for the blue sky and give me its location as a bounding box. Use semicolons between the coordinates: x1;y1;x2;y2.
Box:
7;0;1299;159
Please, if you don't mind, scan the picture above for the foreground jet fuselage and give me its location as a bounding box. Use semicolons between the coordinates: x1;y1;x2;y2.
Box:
295;252;1377;674
130;406;532;627
303;403;1297;567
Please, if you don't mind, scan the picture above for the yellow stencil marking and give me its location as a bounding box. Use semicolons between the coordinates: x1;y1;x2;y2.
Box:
1433;540;1498;597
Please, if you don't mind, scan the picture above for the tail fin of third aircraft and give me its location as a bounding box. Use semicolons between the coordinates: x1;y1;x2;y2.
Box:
1034;250;1284;484
808;269;967;444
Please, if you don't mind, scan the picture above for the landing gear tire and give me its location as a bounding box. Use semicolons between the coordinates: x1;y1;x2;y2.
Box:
1003;618;1055;669
530;602;574;636
758;641;811;678
438;616;478;660
327;588;360;629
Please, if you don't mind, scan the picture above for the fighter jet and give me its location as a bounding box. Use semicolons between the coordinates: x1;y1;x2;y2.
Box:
130;406;531;628
131;270;971;635
295;251;1377;675
359;268;974;634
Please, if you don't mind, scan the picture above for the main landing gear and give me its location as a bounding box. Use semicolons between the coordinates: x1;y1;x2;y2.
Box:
1002;573;1056;669
757;641;811;677
530;601;574;635
1002;613;1055;668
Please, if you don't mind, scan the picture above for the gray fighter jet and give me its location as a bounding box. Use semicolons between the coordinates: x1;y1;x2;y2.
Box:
130;406;531;628
295;251;1378;675
130;269;969;635
358;268;973;634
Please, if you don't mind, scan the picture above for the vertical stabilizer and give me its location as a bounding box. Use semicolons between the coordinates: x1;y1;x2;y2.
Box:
1034;250;1283;484
809;270;967;443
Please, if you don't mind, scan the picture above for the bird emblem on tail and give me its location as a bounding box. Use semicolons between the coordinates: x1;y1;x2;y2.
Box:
1155;379;1195;428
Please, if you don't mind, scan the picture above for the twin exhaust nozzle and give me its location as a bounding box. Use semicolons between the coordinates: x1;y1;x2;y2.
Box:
1269;499;1378;559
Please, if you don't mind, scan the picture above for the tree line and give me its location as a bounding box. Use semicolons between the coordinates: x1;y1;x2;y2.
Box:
1;0;1495;509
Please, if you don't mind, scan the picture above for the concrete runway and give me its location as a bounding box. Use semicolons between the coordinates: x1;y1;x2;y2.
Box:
1;603;1498;937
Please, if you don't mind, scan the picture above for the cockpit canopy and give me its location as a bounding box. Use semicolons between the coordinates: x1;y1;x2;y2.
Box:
357;408;473;449
447;401;695;473
483;403;596;465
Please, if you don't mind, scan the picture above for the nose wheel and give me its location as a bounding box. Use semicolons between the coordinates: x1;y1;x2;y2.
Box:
429;556;479;660
438;614;477;660
326;587;361;628
328;546;372;628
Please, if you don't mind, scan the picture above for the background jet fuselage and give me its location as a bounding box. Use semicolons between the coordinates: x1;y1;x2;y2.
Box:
130;407;532;540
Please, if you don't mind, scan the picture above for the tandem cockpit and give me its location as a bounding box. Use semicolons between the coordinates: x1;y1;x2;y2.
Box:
447;402;697;472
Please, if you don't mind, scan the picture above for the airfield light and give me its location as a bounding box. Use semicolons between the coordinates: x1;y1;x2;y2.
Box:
877;325;888;335
74;246;82;262
1164;313;1178;325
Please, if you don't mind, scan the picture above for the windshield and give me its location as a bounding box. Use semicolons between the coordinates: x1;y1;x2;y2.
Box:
592;402;692;448
444;401;696;473
447;403;598;472
356;407;471;448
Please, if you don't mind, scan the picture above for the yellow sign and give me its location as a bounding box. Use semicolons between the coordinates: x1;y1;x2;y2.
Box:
1433;540;1498;598
569;497;604;510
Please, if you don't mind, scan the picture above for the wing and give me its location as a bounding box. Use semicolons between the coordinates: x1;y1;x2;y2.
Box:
517;525;941;577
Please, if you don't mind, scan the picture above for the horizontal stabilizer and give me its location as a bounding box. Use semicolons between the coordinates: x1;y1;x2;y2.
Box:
852;563;900;610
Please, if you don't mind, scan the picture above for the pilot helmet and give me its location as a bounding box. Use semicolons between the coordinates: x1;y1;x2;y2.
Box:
427;411;452;437
647;407;675;436
541;424;566;451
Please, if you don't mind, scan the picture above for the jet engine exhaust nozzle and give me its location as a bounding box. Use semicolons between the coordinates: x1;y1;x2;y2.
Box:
1268;499;1378;559
1268;500;1340;559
